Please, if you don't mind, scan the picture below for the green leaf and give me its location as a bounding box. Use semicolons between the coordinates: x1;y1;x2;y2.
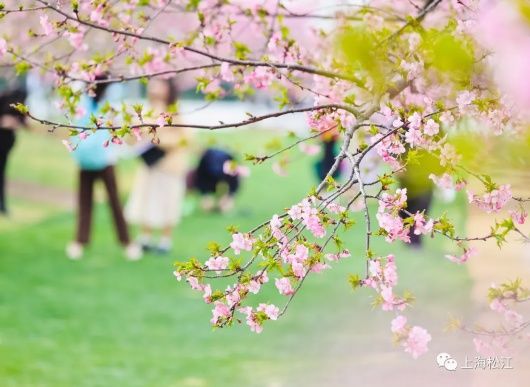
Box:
518;0;530;25
424;31;474;81
15;61;32;76
348;274;362;290
11;103;28;114
207;242;221;255
233;42;250;60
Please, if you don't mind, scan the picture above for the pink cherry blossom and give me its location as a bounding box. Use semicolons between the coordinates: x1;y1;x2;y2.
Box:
504;310;524;329
40;15;54;36
257;303;280;321
467;185;512;213
223;161;250;177
429;173;453;189
270;214;282;230
445;247;477;264
440;111;454;125
423;119;439;136
172;270;182;281
305;214;326;238
271;162;288;177
187;276;204;291
220;62;234;82
340;111;357;129
413;212;434;236
202;284;212;303
247;279;261;294
0;39;7;58
310;261;330;273
325;250;351;261
380;285;396;311
285;244;309;264
439;144;460;167
327;202;346;214
132;128;142;142
407;112;422;130
210;301;231;324
404;128;423;148
391;315;408;333
455;180;467;191
378;188;407;212
288;199;326;238
291;261;306;279
392;118;404;128
404;326;431;359
90;5;108;27
66;30;87;50
239;307;263;333
456;90;475;113
473;337;495;357
401;60;423;81
226;285;241;307
62;139;74;152
476;2;530;111
298;143;321;156
489;298;507;313
383;255;398;287
244;67;274;89
509;209;527;225
407;32;421;50
230;233;254;255
156;113;168;128
376;212;410;243
205;256;229;273
368;259;382;279
275;277;294;296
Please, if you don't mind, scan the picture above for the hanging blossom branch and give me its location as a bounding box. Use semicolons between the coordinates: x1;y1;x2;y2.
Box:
2;0;530;360
20;103;359;133
448;279;530;356
33;0;362;84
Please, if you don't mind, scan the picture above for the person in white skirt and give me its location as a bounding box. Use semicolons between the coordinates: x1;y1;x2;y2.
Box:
125;79;192;254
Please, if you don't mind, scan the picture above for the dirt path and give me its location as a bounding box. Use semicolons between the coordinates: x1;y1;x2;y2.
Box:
7;179;74;210
466;205;530;387
456;168;530;386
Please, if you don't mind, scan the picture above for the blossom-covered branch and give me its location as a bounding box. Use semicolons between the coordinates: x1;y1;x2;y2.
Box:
2;0;530;360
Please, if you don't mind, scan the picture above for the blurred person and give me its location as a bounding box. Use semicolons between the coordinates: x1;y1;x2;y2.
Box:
66;75;142;260
187;148;240;213
314;134;342;182
398;150;443;247
125;79;192;254
0;85;27;216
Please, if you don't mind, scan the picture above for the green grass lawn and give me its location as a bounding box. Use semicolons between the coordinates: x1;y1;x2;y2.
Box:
0;130;472;386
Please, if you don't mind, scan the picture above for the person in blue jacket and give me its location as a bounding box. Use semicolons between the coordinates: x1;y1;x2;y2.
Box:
66;76;141;260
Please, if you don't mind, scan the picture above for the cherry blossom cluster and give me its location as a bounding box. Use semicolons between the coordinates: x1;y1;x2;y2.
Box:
464;279;530;357
467;185;512;214
173;195;353;334
391;315;432;359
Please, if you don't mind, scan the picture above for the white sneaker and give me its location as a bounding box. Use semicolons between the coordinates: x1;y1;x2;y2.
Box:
219;195;234;213
200;196;216;212
125;243;143;261
66;242;84;260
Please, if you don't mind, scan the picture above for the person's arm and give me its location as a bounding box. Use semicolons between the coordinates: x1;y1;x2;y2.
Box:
157;126;191;151
0;114;24;129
